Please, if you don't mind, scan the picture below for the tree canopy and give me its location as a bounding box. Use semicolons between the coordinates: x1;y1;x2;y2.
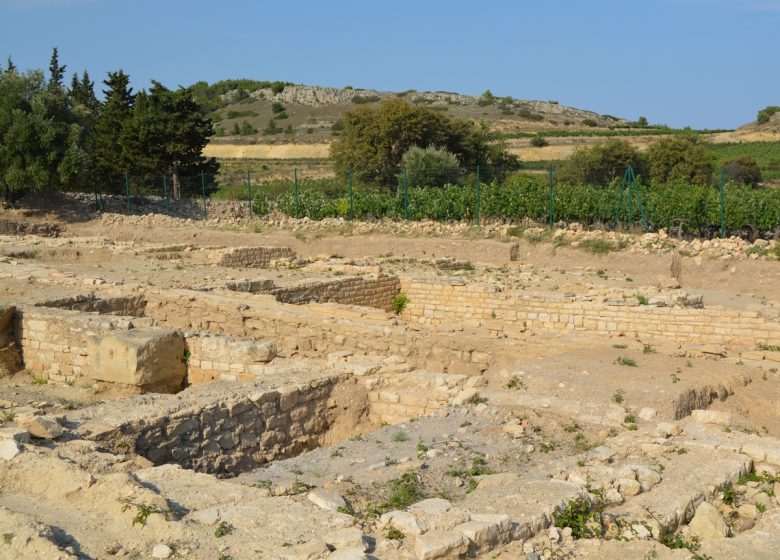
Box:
0;49;218;201
330;99;519;188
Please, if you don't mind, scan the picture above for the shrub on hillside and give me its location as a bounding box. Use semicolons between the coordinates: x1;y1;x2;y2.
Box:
757;106;780;125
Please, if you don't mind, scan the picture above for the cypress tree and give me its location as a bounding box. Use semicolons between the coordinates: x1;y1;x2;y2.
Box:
93;70;133;192
48;47;67;88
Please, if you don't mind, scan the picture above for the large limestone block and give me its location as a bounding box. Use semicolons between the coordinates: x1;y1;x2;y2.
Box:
87;329;186;390
688;501;730;540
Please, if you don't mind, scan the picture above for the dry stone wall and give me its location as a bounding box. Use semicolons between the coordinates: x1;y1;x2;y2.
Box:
365;371;467;425
186;332;277;385
213;246;295;268
15;306;153;383
271;275;400;311
37;294;147;316
76;374;359;475
144;289;417;359
401;278;780;348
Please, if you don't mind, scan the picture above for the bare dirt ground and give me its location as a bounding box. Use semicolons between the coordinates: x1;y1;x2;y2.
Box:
1;200;780;559
203;127;780;164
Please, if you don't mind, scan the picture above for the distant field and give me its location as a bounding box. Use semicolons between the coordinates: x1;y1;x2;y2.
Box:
706;142;780;181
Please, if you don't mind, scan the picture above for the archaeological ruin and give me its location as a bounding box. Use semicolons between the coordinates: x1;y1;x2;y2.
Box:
2;199;780;560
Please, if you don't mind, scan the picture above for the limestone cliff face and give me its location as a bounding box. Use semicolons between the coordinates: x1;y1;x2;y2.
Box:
235;84;607;122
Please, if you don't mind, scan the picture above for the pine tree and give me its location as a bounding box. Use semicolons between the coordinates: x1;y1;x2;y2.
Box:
92;70;133;193
5;56;16;74
120;81;217;199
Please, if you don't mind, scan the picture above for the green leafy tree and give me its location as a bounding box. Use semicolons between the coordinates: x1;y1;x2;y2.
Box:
330;99;518;188
68;71;99;192
566;139;644;186
723;156;762;187
0;68;86;201
402;145;461;187
637;116;648;127
120;81;217;199
93;70;134;193
645;136;713;185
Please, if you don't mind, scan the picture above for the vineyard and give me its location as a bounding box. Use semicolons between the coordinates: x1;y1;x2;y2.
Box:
252;178;780;236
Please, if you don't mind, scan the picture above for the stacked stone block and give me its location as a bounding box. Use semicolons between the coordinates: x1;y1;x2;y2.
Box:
401;278;780;349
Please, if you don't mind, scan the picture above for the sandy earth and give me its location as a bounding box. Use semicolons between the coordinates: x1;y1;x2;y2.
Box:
2;202;780;559
204;128;780;164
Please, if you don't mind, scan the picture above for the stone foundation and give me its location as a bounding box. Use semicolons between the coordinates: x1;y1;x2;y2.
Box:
271;275;401;311
75;374;366;475
401;278;780;349
213;246;295;268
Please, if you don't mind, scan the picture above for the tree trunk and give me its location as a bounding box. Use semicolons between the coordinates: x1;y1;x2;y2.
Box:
172;164;181;200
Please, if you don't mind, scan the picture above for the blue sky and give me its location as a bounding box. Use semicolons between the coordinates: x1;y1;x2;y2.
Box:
1;0;778;129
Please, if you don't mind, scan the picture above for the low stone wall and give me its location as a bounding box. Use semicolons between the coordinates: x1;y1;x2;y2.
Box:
15;306;153;383
214;246;295;268
401;278;780;348
186;333;277;385
36;294;147;317
144;289;417;359
0;220;60;237
271;275;400;311
365;371;467;425
75;374;366;475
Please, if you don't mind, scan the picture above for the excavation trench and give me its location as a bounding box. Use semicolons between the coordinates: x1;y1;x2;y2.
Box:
74;374;375;477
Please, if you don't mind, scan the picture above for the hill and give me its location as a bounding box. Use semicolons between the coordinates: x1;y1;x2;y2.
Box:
199;82;632;145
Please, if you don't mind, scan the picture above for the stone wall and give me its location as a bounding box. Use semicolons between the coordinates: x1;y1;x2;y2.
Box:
213;246;295;268
271;275;400;311
186;333;277;385
15;306;153;383
144;289;418;360
365;371;467;425
37;294;147;317
75;374;365;475
401;278;780;348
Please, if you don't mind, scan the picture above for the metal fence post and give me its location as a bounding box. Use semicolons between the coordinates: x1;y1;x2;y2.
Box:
124;172;130;215
348;167;353;221
548;165;554;228
719;169;725;239
294;167;300;218
163;175;169;214
246;169;252;217
475;165;481;226
403;167;409;220
200;169;207;220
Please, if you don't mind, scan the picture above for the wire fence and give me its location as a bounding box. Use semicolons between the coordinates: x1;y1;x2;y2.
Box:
81;164;780;239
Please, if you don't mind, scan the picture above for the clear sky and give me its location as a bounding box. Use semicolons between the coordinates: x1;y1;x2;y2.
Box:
1;0;778;129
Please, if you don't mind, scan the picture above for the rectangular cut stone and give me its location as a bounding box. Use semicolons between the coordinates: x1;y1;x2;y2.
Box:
86;328;186;391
